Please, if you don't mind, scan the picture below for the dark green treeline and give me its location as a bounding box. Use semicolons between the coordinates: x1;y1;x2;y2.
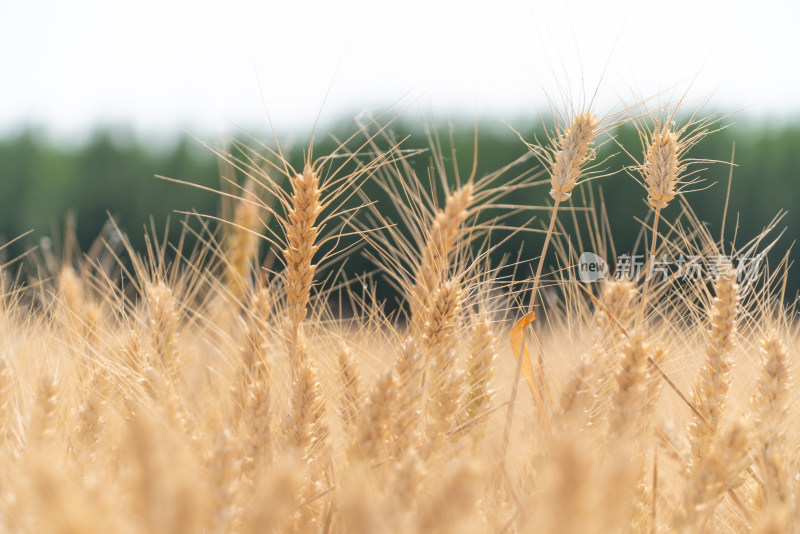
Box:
1;117;797;299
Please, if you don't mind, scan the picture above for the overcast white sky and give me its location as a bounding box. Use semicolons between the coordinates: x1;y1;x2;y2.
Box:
1;0;798;140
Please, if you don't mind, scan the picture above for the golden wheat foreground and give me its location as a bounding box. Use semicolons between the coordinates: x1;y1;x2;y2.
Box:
0;97;797;534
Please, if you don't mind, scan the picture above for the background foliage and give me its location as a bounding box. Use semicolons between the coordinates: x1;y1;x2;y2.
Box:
1;117;797;296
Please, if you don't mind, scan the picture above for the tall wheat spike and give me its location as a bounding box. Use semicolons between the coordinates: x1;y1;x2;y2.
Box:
464;313;498;424
751;331;792;509
688;266;740;463
282;361;327;462
677;419;752;531
282;164;322;370
505;110;599;448
338;344;363;429
409;184;473;333
226;179;262;298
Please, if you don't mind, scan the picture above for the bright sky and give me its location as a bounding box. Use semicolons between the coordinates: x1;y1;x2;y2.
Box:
1;0;798;139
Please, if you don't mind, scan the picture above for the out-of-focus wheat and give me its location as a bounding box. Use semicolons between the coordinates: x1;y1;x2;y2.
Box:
0;106;796;534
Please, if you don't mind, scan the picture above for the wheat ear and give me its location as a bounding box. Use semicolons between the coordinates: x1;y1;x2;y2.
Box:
549;112;598;201
209;428;241;531
58;265;84;319
424;362;465;458
409;184;474;333
226;178;261;298
74;372;108;453
31;372;58;443
234;284;272;411
141;366;193;440
464;313;497;425
688;266;739;462
422;279;464;363
596;279;637;341
637;118;695;325
752;331;791;508
678;419;752;531
0;358;12;440
422;280;465;453
350;370;397;462
644;125;681;210
609;333;650;436
146;281;179;371
390;338;423;457
282;361;327;461
337;343;363;429
282;165;321;370
242;360;272;482
559;352;595;422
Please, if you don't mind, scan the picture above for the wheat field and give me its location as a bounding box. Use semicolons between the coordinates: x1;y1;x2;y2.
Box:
0;99;796;534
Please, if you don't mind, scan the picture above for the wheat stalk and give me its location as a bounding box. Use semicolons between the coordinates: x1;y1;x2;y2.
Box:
504;111;599;456
635;111;712;324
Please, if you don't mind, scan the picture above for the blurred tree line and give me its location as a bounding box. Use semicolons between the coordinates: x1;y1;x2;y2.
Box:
0;117;797;299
